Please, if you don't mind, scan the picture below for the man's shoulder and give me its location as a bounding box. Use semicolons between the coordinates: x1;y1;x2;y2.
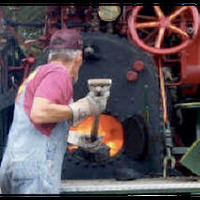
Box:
37;63;71;85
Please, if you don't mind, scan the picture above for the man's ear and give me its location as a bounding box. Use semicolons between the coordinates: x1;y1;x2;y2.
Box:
75;51;83;66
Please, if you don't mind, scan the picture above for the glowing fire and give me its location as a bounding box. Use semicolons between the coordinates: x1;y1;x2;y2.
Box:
68;114;124;157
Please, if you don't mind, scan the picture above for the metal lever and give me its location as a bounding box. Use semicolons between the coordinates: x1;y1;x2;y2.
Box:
157;58;176;178
163;124;176;178
163;147;176;178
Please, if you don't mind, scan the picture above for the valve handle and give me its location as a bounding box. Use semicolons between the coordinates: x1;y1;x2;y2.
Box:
128;6;199;55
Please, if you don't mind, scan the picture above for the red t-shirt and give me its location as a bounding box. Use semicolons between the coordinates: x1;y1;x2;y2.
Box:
18;63;73;136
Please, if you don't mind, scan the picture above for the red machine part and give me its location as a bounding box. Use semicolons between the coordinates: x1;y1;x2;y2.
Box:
160;31;200;87
177;34;200;86
128;6;199;55
126;71;138;82
132;60;145;72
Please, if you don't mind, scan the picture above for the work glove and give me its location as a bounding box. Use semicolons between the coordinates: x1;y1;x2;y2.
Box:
69;95;108;126
67;131;103;153
69;83;111;126
87;85;110;113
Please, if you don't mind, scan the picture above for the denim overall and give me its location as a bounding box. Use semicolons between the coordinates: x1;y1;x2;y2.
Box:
0;88;69;194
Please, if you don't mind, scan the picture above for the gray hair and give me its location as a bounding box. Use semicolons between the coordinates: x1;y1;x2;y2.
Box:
48;49;81;62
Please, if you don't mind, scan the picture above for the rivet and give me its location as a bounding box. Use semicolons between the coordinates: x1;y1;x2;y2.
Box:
126;71;138;82
130;97;135;103
100;164;106;168
75;161;80;166
119;116;125;122
84;164;89;168
133;60;145;72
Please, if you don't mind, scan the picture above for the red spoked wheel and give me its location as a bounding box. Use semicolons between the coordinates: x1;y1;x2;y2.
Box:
128;6;199;55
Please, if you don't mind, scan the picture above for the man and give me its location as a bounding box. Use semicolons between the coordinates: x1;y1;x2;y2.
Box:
0;28;108;194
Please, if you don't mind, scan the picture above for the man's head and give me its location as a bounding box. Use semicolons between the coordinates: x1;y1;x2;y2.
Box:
48;28;83;83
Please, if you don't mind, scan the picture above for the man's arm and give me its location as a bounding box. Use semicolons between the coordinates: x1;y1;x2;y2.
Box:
30;97;73;124
31;93;108;126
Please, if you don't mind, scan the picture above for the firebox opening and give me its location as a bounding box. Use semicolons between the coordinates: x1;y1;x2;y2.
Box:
68;114;124;159
124;115;149;161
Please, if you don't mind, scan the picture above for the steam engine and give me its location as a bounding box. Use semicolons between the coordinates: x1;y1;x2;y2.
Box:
1;5;200;180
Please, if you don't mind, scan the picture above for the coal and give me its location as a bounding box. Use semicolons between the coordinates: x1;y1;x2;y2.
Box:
71;144;110;163
92;144;110;163
113;167;144;181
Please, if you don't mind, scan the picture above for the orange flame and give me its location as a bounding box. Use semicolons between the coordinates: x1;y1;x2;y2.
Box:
69;114;124;157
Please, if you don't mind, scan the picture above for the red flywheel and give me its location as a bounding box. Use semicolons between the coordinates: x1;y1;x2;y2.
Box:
128;6;199;55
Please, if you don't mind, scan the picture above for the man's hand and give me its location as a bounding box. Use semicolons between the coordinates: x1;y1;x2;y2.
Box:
69;78;111;126
68;131;103;153
87;85;110;113
69;94;108;126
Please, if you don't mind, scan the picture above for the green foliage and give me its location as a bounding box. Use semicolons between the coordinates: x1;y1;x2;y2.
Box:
3;6;46;40
2;6;46;56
